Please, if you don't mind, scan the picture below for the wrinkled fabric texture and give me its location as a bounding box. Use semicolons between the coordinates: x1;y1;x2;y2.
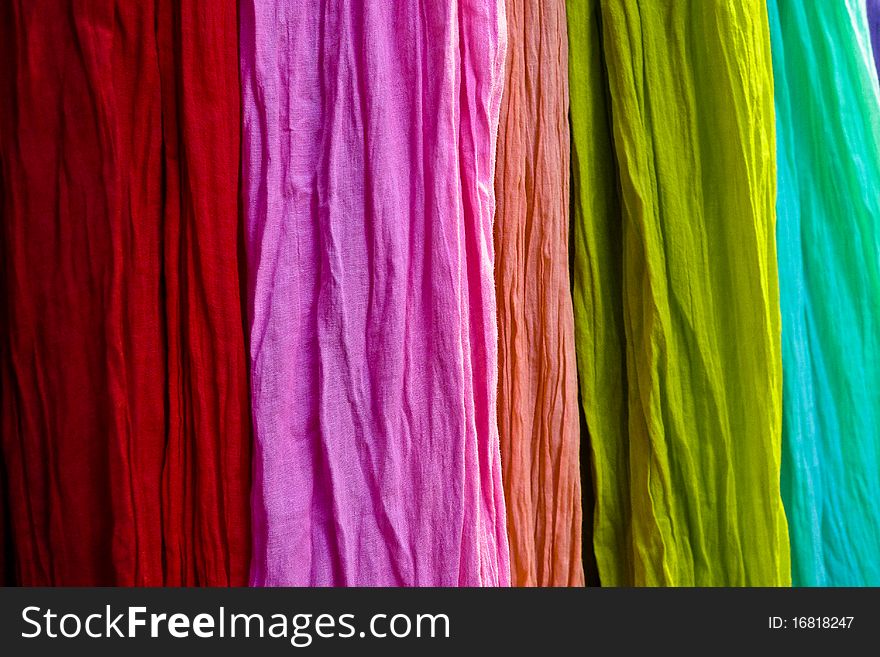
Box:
566;0;626;587
568;0;790;586
868;0;880;78
769;0;880;587
241;0;511;586
494;0;584;587
0;1;251;585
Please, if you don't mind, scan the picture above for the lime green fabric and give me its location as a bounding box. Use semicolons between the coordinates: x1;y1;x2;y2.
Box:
568;0;791;586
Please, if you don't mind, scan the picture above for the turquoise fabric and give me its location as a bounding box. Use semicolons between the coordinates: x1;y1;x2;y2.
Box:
769;0;880;586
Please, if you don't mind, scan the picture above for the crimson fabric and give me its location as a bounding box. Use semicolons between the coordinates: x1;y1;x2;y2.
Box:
0;0;250;585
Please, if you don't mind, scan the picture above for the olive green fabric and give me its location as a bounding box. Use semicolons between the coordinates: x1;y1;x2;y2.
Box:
568;0;791;586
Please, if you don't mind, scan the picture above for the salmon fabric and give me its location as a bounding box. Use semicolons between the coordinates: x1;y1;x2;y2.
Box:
0;0;251;585
241;0;511;586
494;0;584;587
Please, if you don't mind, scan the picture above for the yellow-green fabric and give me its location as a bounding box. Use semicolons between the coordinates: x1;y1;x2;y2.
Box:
568;0;791;586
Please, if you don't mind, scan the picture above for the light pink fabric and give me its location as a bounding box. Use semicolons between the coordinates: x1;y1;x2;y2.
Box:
240;0;511;586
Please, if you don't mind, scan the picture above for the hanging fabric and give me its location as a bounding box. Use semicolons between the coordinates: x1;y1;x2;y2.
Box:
768;0;880;586
0;0;251;585
867;0;880;78
567;0;790;586
494;0;584;587
240;0;511;586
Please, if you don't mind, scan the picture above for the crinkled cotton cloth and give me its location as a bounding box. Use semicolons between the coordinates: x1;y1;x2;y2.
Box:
241;0;511;586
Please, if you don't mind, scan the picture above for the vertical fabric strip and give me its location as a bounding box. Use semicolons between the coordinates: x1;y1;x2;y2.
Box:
867;0;880;79
769;0;880;586
566;0;629;586
494;0;584;587
241;0;511;586
568;0;790;585
0;0;251;585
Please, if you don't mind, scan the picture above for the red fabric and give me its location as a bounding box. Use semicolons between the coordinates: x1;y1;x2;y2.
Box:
0;0;250;585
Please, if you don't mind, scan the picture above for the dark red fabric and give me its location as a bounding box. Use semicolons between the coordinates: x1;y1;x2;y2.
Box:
0;0;250;585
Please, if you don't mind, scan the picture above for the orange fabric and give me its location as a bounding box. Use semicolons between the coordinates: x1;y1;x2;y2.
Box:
494;0;584;587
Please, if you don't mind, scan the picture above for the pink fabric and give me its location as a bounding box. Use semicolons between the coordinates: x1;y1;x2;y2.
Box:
240;0;511;586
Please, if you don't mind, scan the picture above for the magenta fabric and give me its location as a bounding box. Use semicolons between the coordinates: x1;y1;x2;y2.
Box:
240;0;511;586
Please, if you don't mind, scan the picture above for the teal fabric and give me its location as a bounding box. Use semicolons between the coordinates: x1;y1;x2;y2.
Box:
769;0;880;586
